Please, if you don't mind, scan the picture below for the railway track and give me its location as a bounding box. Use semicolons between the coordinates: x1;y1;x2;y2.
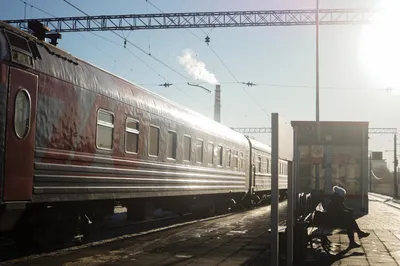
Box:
0;203;258;264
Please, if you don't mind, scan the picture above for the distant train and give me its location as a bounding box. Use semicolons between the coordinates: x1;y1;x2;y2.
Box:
0;21;288;245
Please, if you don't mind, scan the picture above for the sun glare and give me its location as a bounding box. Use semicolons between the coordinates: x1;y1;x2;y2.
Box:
360;0;400;88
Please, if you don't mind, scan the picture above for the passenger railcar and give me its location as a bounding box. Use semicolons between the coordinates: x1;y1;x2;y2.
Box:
0;21;288;244
250;140;288;200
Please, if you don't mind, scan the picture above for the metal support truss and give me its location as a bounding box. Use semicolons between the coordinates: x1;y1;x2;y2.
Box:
232;127;397;134
3;8;378;32
368;128;397;134
231;127;272;134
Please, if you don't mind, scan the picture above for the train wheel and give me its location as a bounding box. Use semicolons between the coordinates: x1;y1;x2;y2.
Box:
250;199;257;207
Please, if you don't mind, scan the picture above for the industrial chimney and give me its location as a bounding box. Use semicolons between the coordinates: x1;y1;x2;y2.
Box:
214;84;221;123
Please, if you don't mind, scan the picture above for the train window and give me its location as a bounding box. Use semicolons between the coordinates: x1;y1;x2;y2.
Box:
233;150;239;168
183;135;191;161
217;145;223;166
149;125;159;156
125;118;139;153
227;149;231;167
5;31;34;67
167;131;177;159
260;157;265;173
257;156;262;172
96;109;114;150
196;139;203;163
239;152;244;170
207;143;214;165
14;89;31;139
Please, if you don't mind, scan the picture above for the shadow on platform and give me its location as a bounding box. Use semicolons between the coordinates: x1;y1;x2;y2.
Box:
299;247;364;266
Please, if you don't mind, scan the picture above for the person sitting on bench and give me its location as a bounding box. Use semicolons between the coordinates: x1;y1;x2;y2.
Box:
326;186;370;248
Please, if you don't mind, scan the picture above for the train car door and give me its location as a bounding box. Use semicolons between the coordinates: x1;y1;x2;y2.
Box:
251;163;256;193
3;67;38;201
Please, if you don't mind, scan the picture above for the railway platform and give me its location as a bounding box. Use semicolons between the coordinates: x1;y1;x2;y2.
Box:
5;194;400;265
303;193;400;266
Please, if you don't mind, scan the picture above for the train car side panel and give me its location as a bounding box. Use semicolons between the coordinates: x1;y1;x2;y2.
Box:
32;77;247;202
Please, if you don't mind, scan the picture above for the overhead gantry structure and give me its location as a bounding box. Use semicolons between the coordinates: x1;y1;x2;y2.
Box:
231;127;397;134
4;8;378;32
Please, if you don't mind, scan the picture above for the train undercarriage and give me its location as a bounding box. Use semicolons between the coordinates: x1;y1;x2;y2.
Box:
0;189;287;250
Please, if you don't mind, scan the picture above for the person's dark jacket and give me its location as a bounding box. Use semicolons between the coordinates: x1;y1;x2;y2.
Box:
327;192;346;214
325;192;353;227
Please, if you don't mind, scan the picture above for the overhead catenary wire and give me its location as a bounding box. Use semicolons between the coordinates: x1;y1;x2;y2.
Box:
61;0;195;100
17;0;60;29
140;81;397;91
63;0;129;46
145;0;152;55
145;0;204;42
63;0;192;84
144;0;268;118
89;32;167;80
23;1;27;19
208;44;270;118
17;0;121;66
15;0;193;100
18;0;56;18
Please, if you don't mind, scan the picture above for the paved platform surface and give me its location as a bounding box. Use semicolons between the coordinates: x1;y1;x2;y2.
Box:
305;195;400;266
7;195;400;266
6;202;287;266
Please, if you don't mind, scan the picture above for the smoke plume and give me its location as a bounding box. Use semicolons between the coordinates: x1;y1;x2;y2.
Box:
178;49;218;85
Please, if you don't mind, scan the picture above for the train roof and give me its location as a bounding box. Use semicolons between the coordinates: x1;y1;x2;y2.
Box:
249;138;271;154
0;21;249;146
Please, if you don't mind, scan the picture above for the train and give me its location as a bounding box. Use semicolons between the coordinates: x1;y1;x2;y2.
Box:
0;21;288;245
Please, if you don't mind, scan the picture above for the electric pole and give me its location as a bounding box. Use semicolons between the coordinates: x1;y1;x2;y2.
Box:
394;135;398;198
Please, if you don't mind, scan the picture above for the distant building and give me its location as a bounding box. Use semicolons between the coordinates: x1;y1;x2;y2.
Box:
371;159;388;171
370;151;388;172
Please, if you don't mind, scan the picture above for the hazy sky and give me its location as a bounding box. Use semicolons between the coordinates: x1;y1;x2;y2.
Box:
2;0;399;166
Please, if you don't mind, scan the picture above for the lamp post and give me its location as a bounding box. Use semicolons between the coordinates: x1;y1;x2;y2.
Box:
316;0;320;130
315;0;321;193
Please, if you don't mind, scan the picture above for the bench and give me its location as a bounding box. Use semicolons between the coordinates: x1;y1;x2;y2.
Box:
307;203;347;255
267;193;348;260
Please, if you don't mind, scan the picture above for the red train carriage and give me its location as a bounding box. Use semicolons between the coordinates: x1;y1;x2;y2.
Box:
0;21;288;244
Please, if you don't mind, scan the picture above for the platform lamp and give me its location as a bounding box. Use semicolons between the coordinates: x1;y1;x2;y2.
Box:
315;0;321;195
